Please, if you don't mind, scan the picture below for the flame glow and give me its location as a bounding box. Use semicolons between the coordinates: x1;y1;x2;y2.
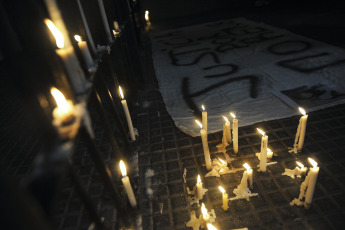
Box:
296;161;304;168
207;224;217;230
299;107;306;116
119;160;127;177
257;128;265;136
308;158;318;168
201;105;205;111
44;19;64;48
218;158;226;165
195;120;203;129
223;116;229;123
145;11;149;21
197;174;201;183
51;87;70;115
119;86;124;99
230;112;236;119
243;163;251;171
74;35;82;43
201;203;208;218
218;186;226;194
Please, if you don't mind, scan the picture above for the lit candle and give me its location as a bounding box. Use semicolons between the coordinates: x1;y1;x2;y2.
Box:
218;186;228;211
145;10;150;23
201;203;210;223
257;128;268;172
119;160;137;207
51;87;74;124
74;35;94;68
196;175;204;200
76;0;96;53
223;116;232;144
196;120;212;170
296;161;307;176
267;148;273;159
44;19;86;94
97;0;112;43
119;86;136;141
293;107;308;153
207;223;217;230
244;163;253;188
304;158;319;209
202;105;207;133
113;21;120;32
230;113;238;154
239;165;248;190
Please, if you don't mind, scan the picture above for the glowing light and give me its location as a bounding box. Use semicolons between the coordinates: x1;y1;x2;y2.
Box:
201;105;205;111
230;112;236;119
299;107;306;116
44;19;64;48
145;11;149;21
223;116;229;123
201;203;208;218
195;120;203;129
218;158;226;165
207;223;217;230
243;163;251;171
218;186;226;194
197;174;201;183
257;128;265;136
296;161;304;168
119;160;127;177
308;158;318;168
74;35;82;43
51;87;71;115
119;86;124;99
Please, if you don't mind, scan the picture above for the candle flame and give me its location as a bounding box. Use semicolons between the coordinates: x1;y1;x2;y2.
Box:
119;86;124;99
207;224;217;230
267;148;273;153
119;160;127;177
195;120;203;129
308;157;318;168
197;174;201;183
201;105;205;111
243;163;251;171
50;87;70;114
230;112;236;119
74;35;82;43
201;203;208;217
44;19;64;48
218;158;226;165
218;186;226;194
145;11;149;21
257;128;265;136
296;161;304;168
299;107;306;116
222;116;229;123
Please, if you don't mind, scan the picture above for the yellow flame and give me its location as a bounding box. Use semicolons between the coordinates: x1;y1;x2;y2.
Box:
74;35;82;43
296;161;304;168
218;158;226;165
267;148;273;153
197;174;201;183
207;224;217;230
299;107;306;116
218;186;226;194
50;87;70;114
44;19;64;48
201;105;205;111
195;120;203;129
201;203;208;217
119;86;124;99
243;163;251;171
230;112;236;119
119;160;127;177
257;128;265;136
308;158;318;168
145;11;149;21
223;116;229;123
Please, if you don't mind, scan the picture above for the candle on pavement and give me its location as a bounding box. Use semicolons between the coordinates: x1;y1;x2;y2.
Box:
119;86;136;141
201;203;210;223
196;120;212;170
267;148;273;159
223;116;231;144
244;163;253;188
196;175;204;200
218;186;228;211
305;158;319;209
119;160;137;207
202;105;207;133
257;128;268;172
293;107;308;153
230;113;238;154
207;223;217;230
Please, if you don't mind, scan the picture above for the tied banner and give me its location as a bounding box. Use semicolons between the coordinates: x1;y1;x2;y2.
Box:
151;18;345;136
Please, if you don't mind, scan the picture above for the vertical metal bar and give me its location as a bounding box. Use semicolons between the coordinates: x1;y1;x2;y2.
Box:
80;127;131;227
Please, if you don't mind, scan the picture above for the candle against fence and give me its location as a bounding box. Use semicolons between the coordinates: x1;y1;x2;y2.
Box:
74;35;94;68
119;86;136;141
119;160;137;207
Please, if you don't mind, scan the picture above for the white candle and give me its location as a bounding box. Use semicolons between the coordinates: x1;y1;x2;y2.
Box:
119;86;136;141
201;203;210;223
74;35;94;68
223;116;231;144
113;21;120;32
51;87;74;124
305;158;319;208
296;161;307;176
219;186;228;211
76;0;96;53
230;113;238;154
267;148;273;159
44;19;87;94
257;128;268;172
293;107;308;153
207;223;217;230
97;0;112;43
244;163;253;188
196;120;212;170
145;10;150;23
196;175;204;200
119;160;137;207
202;105;207;133
239;166;248;190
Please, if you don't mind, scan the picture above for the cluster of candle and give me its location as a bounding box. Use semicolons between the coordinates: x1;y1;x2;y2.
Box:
186;203;216;230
